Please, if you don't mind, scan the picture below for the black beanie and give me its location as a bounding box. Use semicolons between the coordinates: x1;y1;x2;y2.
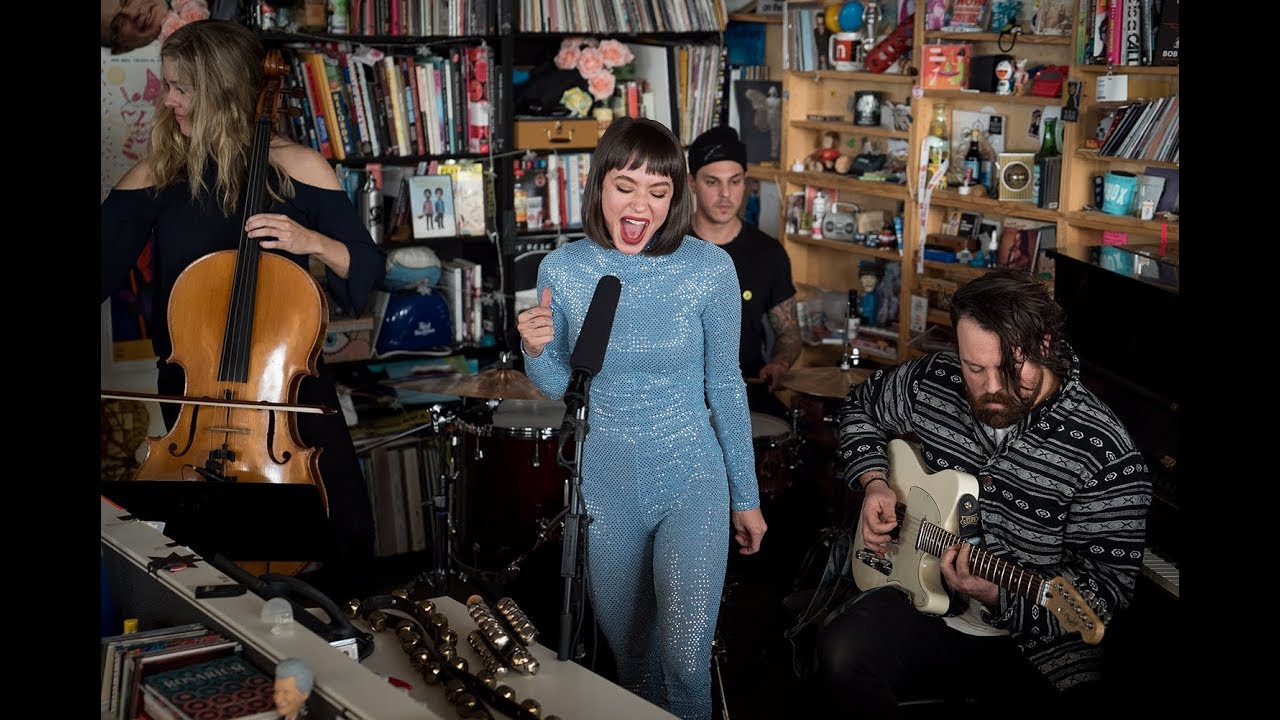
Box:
688;125;748;176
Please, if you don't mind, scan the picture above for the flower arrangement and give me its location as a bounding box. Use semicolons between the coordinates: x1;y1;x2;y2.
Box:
159;0;210;44
555;37;636;117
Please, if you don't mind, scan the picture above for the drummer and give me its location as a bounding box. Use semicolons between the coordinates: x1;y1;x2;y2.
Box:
688;126;801;418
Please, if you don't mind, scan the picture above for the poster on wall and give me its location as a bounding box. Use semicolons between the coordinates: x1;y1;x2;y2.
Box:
100;2;210;370
102;46;164;369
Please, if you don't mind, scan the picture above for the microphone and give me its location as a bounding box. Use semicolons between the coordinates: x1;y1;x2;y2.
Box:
563;275;622;407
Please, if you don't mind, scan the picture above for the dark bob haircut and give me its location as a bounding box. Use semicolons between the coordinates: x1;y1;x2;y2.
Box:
581;117;693;256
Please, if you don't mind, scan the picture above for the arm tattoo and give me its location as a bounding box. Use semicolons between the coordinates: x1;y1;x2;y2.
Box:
768;297;802;368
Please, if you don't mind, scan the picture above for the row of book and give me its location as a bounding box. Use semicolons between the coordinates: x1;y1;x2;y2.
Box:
281;44;493;162
517;151;594;231
518;0;727;33
101;623;275;720
1097;94;1179;163
344;0;495;37
1078;0;1179;67
363;441;436;557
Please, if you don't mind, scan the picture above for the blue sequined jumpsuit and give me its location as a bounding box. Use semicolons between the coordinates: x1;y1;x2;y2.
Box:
524;237;759;720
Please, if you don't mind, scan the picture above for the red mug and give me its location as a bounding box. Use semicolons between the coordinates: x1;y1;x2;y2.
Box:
828;32;860;71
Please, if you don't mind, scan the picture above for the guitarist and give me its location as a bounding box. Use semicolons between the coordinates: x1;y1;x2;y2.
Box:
814;270;1151;714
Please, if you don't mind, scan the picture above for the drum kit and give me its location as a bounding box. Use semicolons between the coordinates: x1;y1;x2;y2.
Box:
748;364;875;500
390;353;873;591
387;356;572;591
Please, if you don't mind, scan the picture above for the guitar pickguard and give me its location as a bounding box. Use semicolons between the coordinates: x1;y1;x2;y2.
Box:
850;440;979;616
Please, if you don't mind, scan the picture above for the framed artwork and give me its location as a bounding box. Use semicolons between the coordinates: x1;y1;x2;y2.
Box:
408;175;457;239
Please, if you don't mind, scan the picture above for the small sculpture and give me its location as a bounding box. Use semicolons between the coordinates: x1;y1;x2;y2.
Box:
858;267;879;327
994;59;1014;95
1013;58;1030;95
275;658;314;720
806;130;844;173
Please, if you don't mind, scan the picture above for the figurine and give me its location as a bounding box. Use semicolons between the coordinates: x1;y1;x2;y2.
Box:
1013;58;1030;95
806;130;843;173
994;59;1014;95
744;180;761;226
811;190;828;238
858;266;879;327
274;658;314;720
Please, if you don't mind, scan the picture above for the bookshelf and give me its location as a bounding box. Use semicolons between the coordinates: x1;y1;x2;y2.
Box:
777;0;1179;363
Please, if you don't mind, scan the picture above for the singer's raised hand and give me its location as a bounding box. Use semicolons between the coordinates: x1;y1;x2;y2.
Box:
518;287;555;358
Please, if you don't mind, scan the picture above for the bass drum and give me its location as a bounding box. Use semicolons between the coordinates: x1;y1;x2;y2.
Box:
455;399;569;571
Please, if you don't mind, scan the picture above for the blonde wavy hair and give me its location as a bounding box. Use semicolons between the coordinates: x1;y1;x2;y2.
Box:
148;19;293;215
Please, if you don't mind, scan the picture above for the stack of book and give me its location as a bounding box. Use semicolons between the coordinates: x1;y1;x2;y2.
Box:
101;623;276;720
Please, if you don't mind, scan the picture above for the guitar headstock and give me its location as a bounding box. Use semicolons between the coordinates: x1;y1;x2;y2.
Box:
1045;576;1106;645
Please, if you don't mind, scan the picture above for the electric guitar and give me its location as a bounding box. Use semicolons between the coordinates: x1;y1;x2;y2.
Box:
850;439;1106;645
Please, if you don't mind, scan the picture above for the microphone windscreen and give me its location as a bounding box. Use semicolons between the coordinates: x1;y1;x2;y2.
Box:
569;274;622;375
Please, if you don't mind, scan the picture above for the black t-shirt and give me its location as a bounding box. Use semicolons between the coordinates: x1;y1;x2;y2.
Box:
698;224;796;378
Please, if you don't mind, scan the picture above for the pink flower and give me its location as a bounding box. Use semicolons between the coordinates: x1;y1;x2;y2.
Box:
555;46;580;70
598;39;634;68
587;72;616;101
158;0;209;43
577;47;605;79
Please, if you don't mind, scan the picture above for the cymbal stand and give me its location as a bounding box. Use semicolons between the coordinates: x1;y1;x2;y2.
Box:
419;405;460;594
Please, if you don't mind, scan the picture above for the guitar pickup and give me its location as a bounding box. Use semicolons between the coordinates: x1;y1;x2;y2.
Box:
855;548;892;575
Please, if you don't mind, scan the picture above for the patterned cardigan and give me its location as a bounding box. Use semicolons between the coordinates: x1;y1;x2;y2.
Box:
837;348;1152;689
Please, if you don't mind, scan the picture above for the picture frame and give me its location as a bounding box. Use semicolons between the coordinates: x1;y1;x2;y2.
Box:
997;224;1041;271
1031;0;1073;36
408;175;457;239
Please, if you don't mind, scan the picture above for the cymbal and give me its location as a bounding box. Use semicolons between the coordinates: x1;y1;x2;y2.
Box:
393;368;547;401
446;368;547;400
780;366;873;399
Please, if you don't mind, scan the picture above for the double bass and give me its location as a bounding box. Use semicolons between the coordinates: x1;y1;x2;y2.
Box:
132;51;328;577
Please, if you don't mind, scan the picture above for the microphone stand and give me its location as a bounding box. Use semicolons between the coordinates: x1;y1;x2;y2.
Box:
556;376;592;661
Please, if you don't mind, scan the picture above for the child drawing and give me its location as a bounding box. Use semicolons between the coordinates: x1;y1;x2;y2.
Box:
119;68;163;161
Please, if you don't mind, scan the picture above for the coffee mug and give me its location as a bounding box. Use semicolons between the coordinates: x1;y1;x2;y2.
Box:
854;91;881;126
829;32;861;71
1102;171;1138;215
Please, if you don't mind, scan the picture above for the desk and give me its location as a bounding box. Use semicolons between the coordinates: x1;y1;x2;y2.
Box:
100;496;675;720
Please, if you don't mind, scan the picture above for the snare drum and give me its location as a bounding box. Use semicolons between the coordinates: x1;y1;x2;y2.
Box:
751;412;795;498
456;399;569;569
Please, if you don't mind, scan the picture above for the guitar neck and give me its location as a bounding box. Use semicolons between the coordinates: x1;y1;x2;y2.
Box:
916;521;1048;606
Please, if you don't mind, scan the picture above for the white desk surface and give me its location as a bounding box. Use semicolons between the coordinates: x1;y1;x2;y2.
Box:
100;496;676;720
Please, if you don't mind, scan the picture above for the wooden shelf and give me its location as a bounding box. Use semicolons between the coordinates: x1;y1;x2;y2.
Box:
787;70;915;84
1073;149;1179;169
927;309;952;326
789;120;910;140
1074;64;1180;75
728;12;783;24
923;31;1072;45
927;190;1061;222
923;89;1063;105
922;260;991;280
746;163;785;181
787;234;903;261
781;171;910;200
1061;210;1180;240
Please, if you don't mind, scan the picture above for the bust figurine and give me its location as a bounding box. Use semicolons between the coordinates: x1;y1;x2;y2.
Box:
274;658;313;720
